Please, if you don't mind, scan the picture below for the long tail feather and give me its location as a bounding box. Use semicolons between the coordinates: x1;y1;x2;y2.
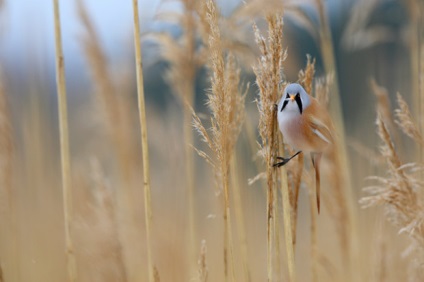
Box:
311;153;322;214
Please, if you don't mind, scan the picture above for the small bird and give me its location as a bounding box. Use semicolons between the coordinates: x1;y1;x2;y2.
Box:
273;83;334;213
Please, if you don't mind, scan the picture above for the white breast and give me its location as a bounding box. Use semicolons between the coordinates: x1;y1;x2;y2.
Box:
278;103;302;149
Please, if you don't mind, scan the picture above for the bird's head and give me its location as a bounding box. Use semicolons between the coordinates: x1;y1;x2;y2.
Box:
279;83;311;114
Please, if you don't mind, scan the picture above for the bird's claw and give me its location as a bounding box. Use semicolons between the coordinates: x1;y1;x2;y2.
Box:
273;157;290;167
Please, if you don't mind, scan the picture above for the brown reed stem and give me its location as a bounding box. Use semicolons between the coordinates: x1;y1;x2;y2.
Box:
406;0;423;168
131;1;155;281
52;0;76;280
230;154;251;282
266;116;276;282
291;152;303;248
314;0;358;279
278;137;296;282
308;177;318;282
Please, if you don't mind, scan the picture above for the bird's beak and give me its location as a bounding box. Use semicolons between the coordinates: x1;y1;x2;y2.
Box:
289;94;295;101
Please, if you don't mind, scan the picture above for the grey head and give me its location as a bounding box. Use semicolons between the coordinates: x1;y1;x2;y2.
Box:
278;83;311;114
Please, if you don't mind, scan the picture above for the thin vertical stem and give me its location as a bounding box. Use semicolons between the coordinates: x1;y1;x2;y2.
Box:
230;154;251;282
314;0;358;279
184;104;196;268
309;181;318;282
52;0;76;281
281;174;296;282
131;1;154;282
278;145;296;282
223;172;235;282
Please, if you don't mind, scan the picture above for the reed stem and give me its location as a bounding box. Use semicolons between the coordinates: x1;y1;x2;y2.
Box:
52;0;76;280
314;0;359;279
230;153;251;282
131;1;155;281
278;138;296;282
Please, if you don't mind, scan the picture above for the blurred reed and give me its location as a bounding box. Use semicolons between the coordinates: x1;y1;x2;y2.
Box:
154;0;202;273
0;1;423;282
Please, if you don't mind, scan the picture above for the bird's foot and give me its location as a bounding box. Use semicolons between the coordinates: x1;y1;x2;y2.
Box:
273;151;302;168
273;157;291;167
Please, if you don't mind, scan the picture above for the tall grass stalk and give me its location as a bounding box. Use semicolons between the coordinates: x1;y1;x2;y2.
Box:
0;70;17;281
230;154;251;282
308;176;318;282
131;0;155;281
77;0;136;180
192;2;247;280
52;0;76;280
253;13;295;282
278;143;296;282
361;108;424;280
156;0;199;270
77;3;132;279
405;0;422;139
314;0;358;278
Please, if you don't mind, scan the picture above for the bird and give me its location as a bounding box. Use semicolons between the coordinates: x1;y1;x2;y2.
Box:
273;83;335;213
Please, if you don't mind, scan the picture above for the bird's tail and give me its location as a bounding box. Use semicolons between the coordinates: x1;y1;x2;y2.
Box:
312;153;322;214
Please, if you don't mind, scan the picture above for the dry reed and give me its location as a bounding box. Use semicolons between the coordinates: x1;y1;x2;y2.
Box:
360;114;424;281
252;12;295;282
74;159;127;282
0;67;16;281
395;93;424;146
196;240;209;282
77;0;135;177
298;56;319;282
76;2;137;280
52;0;77;280
0;69;12;215
154;0;201;271
131;0;155;281
192;1;246;281
314;0;358;277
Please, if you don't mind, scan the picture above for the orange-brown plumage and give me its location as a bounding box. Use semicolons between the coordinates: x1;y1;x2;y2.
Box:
275;83;335;213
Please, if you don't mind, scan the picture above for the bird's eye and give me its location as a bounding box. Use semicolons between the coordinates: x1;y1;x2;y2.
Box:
296;92;300;97
285;93;290;99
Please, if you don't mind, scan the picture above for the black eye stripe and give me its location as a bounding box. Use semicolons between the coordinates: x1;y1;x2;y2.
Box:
281;100;288;112
295;93;303;114
286;93;290;99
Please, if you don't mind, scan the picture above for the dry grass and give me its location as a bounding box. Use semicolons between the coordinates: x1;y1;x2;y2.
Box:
154;0;203;272
192;2;247;281
361;114;424;280
1;1;424;282
196;240;209;282
52;0;77;280
73;160;127;282
131;0;156;281
252;11;296;282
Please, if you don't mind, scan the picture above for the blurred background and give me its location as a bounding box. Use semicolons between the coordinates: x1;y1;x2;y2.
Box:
0;0;422;281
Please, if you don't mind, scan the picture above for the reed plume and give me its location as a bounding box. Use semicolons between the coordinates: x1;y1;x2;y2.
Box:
252;12;296;282
361;92;424;280
74;160;127;282
192;1;246;281
77;0;136;177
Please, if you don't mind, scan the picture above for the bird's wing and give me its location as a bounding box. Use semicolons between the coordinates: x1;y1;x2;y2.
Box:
308;115;334;145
